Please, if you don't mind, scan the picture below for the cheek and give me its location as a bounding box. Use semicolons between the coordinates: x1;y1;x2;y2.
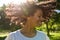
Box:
30;18;37;26
33;17;38;23
34;19;39;26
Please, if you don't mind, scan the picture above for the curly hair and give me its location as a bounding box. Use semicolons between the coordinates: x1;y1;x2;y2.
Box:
5;3;44;25
5;1;56;25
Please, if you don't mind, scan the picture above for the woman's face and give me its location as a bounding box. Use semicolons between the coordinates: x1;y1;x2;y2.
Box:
27;9;45;27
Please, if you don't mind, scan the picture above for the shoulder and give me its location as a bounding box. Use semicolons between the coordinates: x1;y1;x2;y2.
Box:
5;30;19;40
8;30;19;36
37;30;50;40
37;30;47;37
37;30;46;35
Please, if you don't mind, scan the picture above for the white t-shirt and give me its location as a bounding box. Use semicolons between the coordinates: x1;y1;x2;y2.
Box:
5;30;50;40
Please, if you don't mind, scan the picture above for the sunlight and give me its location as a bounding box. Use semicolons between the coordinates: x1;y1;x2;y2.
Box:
54;10;60;13
11;0;27;4
0;0;27;7
0;0;38;7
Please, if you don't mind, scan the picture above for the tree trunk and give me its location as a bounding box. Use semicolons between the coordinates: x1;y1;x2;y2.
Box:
45;22;50;36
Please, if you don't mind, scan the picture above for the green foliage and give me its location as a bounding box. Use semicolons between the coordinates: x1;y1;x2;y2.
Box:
57;0;60;3
57;0;60;10
52;13;60;24
0;4;21;31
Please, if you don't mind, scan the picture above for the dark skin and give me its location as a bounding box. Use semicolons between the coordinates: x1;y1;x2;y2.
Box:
20;9;45;38
5;6;54;38
5;0;55;38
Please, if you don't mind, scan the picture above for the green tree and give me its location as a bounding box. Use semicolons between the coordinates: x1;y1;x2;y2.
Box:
57;0;60;10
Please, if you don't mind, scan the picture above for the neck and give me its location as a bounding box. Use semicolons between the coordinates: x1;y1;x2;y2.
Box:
21;23;36;34
20;21;36;37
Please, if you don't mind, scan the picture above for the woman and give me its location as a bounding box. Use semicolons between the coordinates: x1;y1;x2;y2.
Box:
4;1;51;40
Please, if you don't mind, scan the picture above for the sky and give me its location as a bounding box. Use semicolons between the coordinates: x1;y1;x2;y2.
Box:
0;0;38;7
54;10;60;13
0;0;60;13
0;0;27;7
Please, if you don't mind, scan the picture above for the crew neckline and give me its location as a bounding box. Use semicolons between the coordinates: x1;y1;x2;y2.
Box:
17;29;38;39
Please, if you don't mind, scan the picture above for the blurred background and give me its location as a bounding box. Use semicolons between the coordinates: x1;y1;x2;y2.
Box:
0;0;60;40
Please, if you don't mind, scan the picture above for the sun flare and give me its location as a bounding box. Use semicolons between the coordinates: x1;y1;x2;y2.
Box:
0;0;27;7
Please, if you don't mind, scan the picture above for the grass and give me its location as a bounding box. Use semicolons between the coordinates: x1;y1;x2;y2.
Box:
0;31;60;40
49;32;60;40
0;30;10;40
